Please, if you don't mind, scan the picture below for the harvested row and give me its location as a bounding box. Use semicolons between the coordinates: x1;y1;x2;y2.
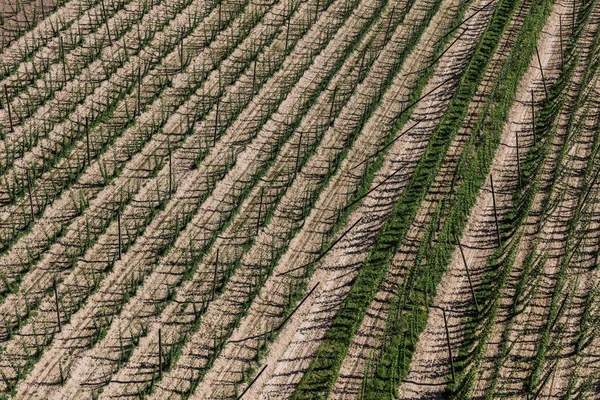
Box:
0;0;149;129
9;0;366;396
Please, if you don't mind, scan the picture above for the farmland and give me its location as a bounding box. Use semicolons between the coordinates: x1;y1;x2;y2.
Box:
0;0;598;398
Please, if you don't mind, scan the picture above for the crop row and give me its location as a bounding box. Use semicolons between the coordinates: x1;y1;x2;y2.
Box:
4;0;362;396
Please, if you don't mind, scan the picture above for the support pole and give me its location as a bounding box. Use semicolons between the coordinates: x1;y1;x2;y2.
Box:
54;277;61;332
516;130;521;188
442;308;455;384
535;46;548;100
100;0;112;45
158;328;163;379
4;84;13;133
117;209;122;260
531;90;536;145
86;116;91;166
458;239;479;312
212;248;219;301
26;170;34;222
329;86;338;125
256;188;264;236
236;364;267;400
491;174;501;247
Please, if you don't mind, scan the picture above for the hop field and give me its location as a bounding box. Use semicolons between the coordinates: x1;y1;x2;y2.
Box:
0;0;599;398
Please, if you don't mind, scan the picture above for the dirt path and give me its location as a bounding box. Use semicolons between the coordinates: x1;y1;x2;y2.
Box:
398;0;567;396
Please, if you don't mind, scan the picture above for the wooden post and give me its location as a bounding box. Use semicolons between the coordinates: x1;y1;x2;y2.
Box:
490;174;501;247
41;0;45;19
167;136;172;195
295;130;303;173
329;86;337;125
458;239;479;312
180;29;184;72
60;36;67;87
54;277;61;332
516;130;521;187
117;209;122;260
359;50;366;79
236;364;268;400
212;248;219;301
101;0;112;45
158;328;163;379
531;90;536;145
442;308;455;384
26;170;34;222
285;17;290;53
276;283;319;331
218;1;222;29
256;188;264;236
137;64;142;116
4;84;13;133
252;60;257;93
535;46;548;100
532;362;557;400
214;99;220;145
572;1;576;36
559;16;563;66
314;0;319;23
86;116;91;166
385;6;395;44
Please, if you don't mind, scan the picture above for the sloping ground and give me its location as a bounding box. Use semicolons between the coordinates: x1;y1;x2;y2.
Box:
0;0;598;398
